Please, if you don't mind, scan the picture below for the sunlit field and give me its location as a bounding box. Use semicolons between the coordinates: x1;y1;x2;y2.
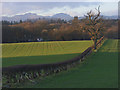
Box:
2;40;93;67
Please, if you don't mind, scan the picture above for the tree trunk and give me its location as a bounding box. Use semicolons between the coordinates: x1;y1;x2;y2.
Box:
94;39;97;49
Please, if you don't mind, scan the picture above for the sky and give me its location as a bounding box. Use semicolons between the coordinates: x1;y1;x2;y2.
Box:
2;2;118;17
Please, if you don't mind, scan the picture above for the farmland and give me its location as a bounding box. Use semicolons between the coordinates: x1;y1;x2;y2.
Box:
17;39;118;88
2;40;93;67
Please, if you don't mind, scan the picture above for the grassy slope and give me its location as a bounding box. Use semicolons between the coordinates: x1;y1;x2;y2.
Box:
2;40;93;67
19;39;118;88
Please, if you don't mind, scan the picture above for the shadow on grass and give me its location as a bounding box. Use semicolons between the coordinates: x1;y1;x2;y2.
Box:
2;53;80;67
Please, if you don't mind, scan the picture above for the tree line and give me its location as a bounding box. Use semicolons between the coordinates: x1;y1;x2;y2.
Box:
2;17;118;43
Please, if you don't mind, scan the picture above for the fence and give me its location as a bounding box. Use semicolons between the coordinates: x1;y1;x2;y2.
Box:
2;36;104;86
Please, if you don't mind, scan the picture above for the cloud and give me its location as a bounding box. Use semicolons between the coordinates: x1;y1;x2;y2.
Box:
100;2;118;16
1;0;119;2
2;2;118;17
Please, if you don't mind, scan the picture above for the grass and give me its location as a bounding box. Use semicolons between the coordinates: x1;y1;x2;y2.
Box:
2;40;93;67
17;39;118;88
2;53;80;67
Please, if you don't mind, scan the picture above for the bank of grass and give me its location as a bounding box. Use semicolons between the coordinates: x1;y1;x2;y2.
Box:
17;39;118;88
2;40;93;67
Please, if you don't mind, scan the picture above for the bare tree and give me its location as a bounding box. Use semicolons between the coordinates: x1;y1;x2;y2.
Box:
83;6;105;49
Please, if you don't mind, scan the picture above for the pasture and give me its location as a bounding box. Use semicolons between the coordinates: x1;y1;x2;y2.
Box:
17;39;118;88
2;40;93;67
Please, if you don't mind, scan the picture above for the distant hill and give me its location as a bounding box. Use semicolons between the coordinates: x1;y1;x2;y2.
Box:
52;13;73;21
2;13;73;22
102;15;118;19
2;13;118;22
2;13;43;22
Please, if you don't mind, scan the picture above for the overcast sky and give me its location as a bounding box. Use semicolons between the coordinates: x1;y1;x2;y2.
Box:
2;2;118;17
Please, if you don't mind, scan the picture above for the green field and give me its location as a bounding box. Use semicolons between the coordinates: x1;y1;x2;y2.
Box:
2;40;93;67
17;39;118;88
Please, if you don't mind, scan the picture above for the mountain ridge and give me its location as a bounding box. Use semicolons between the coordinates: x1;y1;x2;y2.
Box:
2;13;118;22
2;13;73;21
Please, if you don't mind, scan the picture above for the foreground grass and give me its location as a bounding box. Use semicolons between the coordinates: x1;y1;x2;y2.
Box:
17;39;118;88
2;40;93;67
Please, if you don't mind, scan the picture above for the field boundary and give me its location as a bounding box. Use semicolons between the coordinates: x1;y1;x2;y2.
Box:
2;37;104;87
